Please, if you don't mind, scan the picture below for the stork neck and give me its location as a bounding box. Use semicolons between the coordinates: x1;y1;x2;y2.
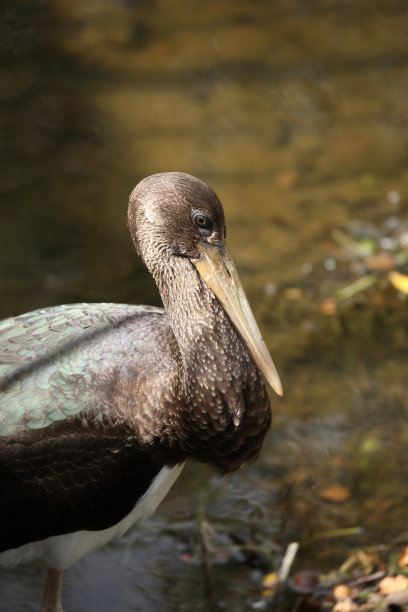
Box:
146;253;271;473
154;256;250;405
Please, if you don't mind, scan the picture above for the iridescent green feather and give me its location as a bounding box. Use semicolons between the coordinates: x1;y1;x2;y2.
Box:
0;303;161;436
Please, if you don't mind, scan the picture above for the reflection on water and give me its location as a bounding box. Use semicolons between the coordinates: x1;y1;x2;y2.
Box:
1;0;408;610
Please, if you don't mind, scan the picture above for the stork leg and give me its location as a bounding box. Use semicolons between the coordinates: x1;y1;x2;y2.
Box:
40;568;64;612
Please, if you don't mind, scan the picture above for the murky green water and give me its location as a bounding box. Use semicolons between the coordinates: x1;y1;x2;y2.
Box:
1;0;408;609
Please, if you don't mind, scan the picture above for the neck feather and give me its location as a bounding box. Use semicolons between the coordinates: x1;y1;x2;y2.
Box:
144;253;271;473
154;256;254;423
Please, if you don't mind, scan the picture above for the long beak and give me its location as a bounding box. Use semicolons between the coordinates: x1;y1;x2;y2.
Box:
192;241;283;396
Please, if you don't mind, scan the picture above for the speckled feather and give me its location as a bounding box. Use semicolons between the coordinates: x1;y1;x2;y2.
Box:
0;303;164;435
0;172;272;559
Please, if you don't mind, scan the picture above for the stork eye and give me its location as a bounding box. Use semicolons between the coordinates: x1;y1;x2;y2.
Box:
193;212;212;230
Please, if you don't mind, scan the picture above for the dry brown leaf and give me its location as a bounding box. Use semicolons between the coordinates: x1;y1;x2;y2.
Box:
379;574;408;594
320;298;337;316
330;455;344;468
320;484;351;503
365;251;395;271
290;570;319;594
398;546;408;569
333;584;351;600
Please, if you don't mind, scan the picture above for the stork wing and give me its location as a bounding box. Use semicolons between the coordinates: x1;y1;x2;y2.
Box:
0;303;163;436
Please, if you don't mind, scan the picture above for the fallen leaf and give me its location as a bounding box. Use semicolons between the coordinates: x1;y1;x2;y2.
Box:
384;589;408;607
289;570;319;594
332;229;376;257
262;572;279;590
379;574;408;594
320;484;351;503
398;546;408;569
332;597;358;612
330;455;344;468
365;251;395;271
333;584;351;600
320;298;337;316
339;549;378;574
283;287;303;300
388;270;408;294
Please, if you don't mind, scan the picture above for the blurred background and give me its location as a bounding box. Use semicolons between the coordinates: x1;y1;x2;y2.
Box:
1;0;408;610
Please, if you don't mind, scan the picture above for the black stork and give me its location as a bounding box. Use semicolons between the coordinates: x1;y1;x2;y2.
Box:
0;172;282;612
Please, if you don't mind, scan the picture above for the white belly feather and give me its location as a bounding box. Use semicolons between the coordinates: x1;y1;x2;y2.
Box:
0;463;184;570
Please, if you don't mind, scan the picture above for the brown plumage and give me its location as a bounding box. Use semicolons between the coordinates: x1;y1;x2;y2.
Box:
0;172;281;612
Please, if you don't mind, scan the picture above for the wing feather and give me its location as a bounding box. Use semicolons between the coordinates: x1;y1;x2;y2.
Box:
0;303;163;435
